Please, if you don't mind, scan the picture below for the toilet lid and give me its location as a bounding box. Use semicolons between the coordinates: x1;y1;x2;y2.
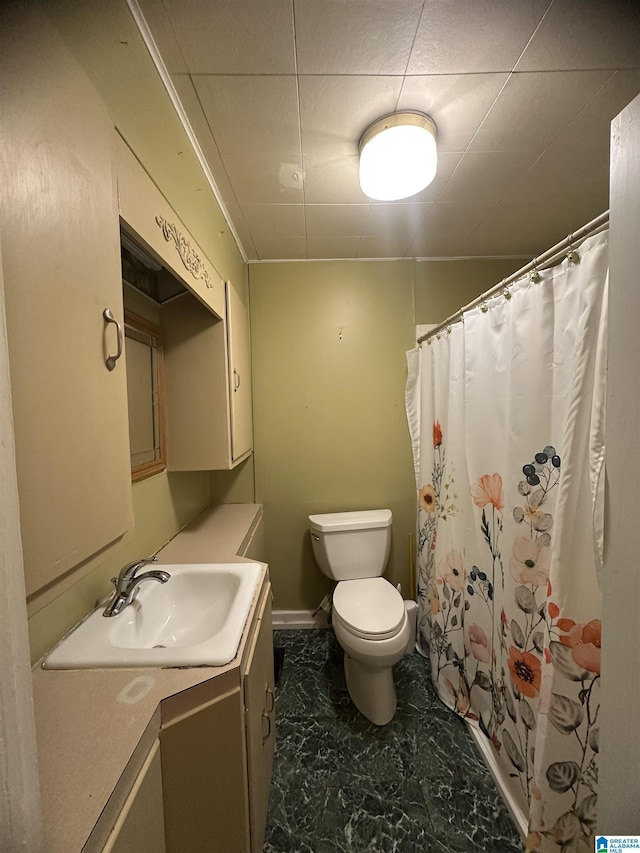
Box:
333;578;405;640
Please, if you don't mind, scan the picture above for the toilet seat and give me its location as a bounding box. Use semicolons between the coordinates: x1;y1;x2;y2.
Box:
333;578;405;640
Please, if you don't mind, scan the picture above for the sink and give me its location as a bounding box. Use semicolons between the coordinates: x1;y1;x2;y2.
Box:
42;562;263;670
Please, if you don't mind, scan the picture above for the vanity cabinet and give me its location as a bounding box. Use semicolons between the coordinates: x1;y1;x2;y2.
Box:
158;581;274;853
243;588;276;853
102;741;166;853
0;4;133;600
161;686;250;853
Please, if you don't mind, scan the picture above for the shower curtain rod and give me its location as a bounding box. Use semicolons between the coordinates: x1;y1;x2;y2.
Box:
416;209;609;344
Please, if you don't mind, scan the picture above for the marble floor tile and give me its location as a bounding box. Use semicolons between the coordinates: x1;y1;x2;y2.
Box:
265;629;523;853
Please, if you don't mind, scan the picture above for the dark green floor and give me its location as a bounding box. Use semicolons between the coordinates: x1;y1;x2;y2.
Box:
264;629;523;853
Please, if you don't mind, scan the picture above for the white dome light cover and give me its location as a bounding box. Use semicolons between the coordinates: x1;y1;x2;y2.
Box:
359;112;437;201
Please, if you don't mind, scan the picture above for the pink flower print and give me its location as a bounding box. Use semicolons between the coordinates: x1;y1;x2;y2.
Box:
465;623;490;663
471;473;504;512
438;550;467;592
510;536;551;587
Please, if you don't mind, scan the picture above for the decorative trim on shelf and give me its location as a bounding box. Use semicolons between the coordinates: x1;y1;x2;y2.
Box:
155;216;212;288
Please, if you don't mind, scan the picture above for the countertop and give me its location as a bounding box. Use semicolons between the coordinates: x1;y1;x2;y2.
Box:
32;503;265;853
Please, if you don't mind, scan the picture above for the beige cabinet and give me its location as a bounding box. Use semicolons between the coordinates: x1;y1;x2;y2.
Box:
226;282;254;463
243;587;276;853
161;686;251;853
0;4;133;599
158;581;274;853
102;741;166;853
163;283;253;471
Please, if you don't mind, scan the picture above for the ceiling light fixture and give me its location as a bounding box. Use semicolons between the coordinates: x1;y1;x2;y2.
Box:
358;112;437;201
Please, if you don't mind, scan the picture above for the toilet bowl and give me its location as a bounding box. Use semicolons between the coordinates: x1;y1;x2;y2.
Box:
308;510;414;725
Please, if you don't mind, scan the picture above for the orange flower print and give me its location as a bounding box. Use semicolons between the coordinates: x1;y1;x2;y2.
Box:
433;420;443;448
465;623;490;663
419;484;436;513
558;618;601;675
470;473;504;512
510;536;551;587
508;646;542;698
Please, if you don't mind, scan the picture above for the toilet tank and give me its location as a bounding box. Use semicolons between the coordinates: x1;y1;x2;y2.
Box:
308;509;392;581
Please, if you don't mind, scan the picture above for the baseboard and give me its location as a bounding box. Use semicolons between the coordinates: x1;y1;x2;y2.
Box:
272;609;330;629
465;721;528;841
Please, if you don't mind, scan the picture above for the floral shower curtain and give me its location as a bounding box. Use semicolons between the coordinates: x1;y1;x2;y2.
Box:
407;230;608;853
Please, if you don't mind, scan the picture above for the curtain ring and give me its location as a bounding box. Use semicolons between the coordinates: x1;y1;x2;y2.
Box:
529;269;540;282
446;325;452;334
566;234;579;263
480;302;488;313
503;288;511;300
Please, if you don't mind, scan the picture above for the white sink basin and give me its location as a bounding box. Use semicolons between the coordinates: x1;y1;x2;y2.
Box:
43;563;263;670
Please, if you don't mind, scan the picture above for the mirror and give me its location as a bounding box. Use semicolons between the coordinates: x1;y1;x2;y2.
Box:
124;310;166;481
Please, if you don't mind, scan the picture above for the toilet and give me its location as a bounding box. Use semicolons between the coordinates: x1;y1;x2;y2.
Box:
308;509;415;726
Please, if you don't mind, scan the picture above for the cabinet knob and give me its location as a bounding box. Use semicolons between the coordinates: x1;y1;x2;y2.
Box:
103;308;123;371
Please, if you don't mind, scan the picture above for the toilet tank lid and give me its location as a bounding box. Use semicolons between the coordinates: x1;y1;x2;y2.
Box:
308;509;392;532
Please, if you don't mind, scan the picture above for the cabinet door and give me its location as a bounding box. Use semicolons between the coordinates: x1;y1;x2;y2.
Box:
226;283;253;463
160;687;250;853
0;5;133;598
102;741;166;853
243;588;276;853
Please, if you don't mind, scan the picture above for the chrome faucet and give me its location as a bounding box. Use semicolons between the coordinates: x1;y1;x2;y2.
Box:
103;556;171;617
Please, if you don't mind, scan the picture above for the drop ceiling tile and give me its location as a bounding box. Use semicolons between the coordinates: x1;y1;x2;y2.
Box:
557;69;640;152
406;201;497;257
507;137;610;213
137;0;188;73
158;0;295;74
516;0;640;72
407;0;549;74
240;204;306;245
462;199;599;257
305;205;370;238
307;237;363;259
223;155;304;205
364;203;432;240
468;70;613;154
294;0;423;75
303;155;369;204
358;236;413;259
299;76;403;158
253;236;308;261
438;151;539;203
397;74;509;152
224;201;258;260
193;75;300;159
171;74;236;199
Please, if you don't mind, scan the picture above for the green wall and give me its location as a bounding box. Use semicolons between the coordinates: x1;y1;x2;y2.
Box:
249;257;524;612
414;258;525;324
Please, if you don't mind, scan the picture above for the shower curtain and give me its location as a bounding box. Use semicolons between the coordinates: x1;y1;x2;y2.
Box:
406;230;608;853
